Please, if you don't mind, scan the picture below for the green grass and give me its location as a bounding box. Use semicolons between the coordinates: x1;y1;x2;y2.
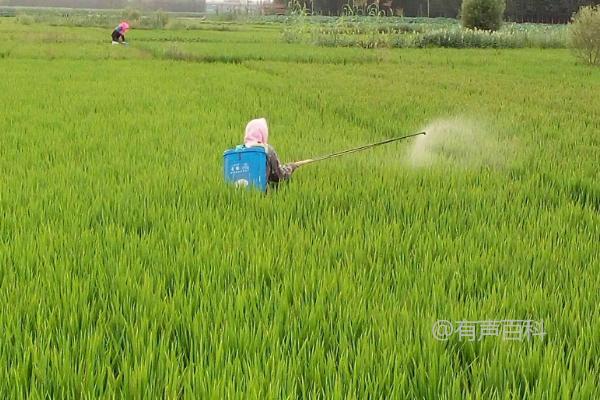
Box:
0;18;599;398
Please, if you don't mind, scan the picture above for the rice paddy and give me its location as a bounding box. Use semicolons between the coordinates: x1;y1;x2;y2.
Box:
0;16;599;398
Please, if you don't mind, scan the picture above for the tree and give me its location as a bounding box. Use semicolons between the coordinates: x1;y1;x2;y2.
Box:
461;0;506;31
569;5;600;65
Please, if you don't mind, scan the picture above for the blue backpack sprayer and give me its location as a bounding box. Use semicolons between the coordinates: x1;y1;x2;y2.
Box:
223;132;426;192
223;145;270;191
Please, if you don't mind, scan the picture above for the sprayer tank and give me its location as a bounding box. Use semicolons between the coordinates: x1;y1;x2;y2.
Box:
223;146;268;192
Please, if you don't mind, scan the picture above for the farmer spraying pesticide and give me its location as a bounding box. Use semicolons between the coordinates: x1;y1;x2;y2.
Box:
111;22;129;45
223;118;298;192
224;118;425;192
244;118;298;184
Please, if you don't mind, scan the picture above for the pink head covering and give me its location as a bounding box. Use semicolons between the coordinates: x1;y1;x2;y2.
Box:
119;22;130;33
244;118;269;147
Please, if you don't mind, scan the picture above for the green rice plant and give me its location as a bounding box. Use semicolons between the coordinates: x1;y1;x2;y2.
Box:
0;18;598;399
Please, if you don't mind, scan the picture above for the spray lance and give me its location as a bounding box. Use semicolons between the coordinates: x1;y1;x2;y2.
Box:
291;131;426;168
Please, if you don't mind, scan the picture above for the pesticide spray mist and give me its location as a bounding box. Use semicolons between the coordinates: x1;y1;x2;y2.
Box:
408;116;507;169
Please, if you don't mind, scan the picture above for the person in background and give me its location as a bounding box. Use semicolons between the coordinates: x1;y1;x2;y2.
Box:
244;118;297;185
111;22;129;45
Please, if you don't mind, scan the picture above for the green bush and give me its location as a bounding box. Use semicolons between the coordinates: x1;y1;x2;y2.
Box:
16;14;35;25
138;10;170;29
461;0;505;31
155;10;170;29
568;5;600;65
124;8;142;23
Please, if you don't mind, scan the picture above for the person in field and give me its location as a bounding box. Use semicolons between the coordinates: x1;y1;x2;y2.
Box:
111;22;129;44
244;118;297;184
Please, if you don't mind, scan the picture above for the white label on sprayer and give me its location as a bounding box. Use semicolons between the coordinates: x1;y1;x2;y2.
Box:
230;163;250;175
235;179;249;188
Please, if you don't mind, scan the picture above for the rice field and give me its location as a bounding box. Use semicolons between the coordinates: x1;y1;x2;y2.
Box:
0;17;599;398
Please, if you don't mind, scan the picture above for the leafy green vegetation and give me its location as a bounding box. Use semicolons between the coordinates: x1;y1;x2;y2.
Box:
283;12;567;49
0;17;598;398
568;5;600;65
461;0;506;31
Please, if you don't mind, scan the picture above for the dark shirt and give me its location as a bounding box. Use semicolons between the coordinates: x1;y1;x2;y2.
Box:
265;144;294;184
111;30;125;42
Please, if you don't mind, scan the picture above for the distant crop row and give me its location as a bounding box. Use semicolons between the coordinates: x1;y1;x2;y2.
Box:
283;15;567;49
